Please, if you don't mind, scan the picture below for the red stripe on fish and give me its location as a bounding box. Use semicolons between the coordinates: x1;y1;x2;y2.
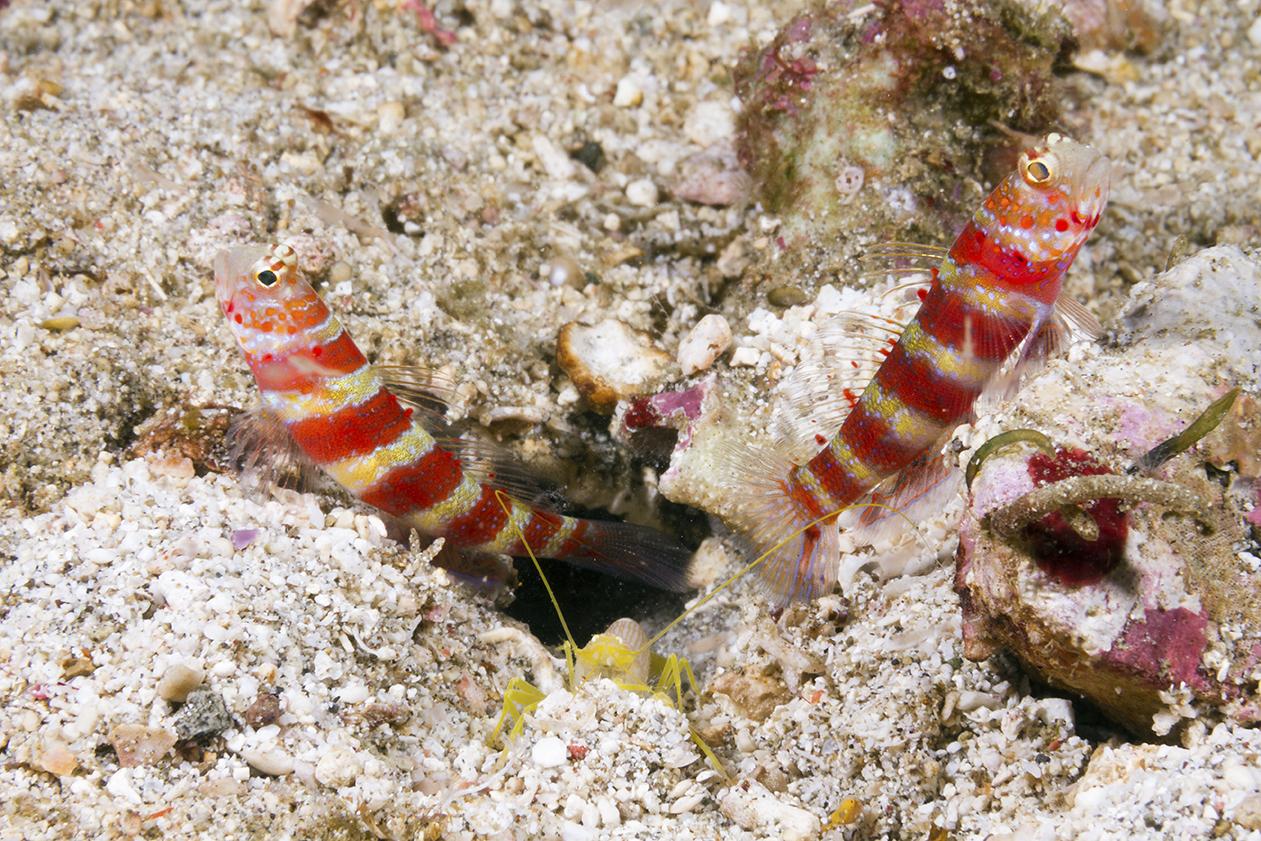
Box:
515;509;564;554
555;519;591;557
805;446;865;509
445;486;510;546
838;406;925;474
915;282;1029;360
250;330;366;392
287;387;411;463
949;222;1061;300
873;344;978;425
359;447;464;516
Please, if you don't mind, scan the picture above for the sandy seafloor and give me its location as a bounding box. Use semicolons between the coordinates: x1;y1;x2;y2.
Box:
2;0;1261;839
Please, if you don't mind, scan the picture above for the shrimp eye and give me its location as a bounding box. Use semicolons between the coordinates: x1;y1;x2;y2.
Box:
1023;158;1054;186
256;269;279;287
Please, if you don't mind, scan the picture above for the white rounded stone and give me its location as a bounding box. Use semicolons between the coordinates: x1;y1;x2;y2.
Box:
156;662;204;702
613;76;643;108
677;314;732;375
684;100;735;147
315;746;363;788
531;735;567;768
625;179;659;207
242;747;295;777
377;101;405;134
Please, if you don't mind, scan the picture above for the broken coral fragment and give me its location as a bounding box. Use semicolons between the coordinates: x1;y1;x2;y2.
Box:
557;319;673;413
956;443;1238;736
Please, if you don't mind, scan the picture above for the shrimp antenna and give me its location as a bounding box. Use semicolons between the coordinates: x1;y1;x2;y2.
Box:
494;490;578;660
495;491;931;661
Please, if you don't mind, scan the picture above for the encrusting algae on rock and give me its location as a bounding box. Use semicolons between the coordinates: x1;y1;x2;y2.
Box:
957;246;1261;738
733;0;1077;296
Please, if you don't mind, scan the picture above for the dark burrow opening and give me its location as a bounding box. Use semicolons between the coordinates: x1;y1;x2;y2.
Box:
502;498;710;647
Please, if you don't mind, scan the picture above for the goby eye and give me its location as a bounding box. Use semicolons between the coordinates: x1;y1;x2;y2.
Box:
1022;157;1053;185
256;269;279;287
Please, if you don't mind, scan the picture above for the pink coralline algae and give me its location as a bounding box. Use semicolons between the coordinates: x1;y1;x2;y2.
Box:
231;528;260;550
957;436;1259;737
1100;606;1212;694
745;16;819;116
403;0;457;48
620;379;710;452
615;379;723;512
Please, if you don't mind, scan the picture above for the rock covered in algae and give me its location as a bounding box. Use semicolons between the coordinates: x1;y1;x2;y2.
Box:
956;246;1261;737
730;0;1073;305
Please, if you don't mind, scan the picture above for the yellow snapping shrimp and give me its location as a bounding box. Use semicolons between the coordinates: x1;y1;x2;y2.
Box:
486;492;723;776
482;491;925;782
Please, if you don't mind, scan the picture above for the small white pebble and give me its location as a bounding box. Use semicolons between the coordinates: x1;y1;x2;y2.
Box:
956;690;1002;712
377;101;405;134
329;261;353;284
242;747;295;777
707;1;731;26
542;255;584;288
105;769;141;804
156;662;204;703
677;314;732;375
613;76;643;108
684;100;735;147
596;796;621;827
560;821;595;841
532;135;577;181
625;179;659;207
0;217;20;244
336;682;369;704
1249;16;1261;47
730;345;761;367
315;746;363;788
669;790;706;814
532;735;567;768
668;779;694;800
563;793;587;819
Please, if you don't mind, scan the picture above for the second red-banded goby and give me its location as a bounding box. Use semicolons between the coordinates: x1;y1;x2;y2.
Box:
740;133;1112;607
214;244;695;591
